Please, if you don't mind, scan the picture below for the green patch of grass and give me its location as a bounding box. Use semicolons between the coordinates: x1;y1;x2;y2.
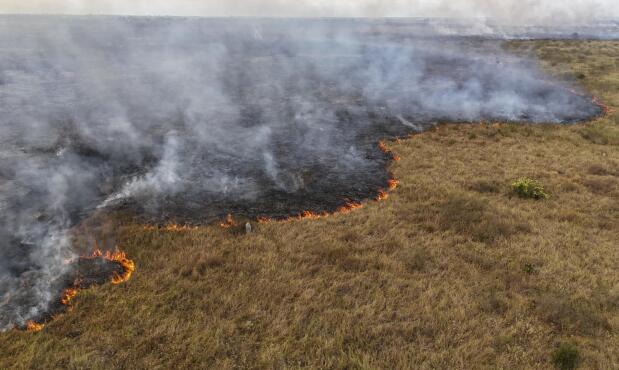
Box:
512;178;549;199
522;263;537;275
552;343;581;370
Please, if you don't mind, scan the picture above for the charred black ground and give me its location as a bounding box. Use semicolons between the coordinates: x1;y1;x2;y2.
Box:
18;256;127;329
0;17;605;330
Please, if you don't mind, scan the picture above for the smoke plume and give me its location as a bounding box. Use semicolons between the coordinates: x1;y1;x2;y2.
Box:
0;16;605;329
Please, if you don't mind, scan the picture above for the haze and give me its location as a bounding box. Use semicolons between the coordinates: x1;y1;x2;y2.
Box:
1;0;618;23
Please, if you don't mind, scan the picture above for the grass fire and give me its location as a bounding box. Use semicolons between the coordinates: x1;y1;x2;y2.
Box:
14;248;135;332
0;7;618;370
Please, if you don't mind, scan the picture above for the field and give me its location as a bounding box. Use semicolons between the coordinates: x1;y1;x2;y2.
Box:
0;40;617;369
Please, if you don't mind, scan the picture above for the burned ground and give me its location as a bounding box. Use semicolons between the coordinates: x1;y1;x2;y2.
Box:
0;18;617;369
0;17;607;330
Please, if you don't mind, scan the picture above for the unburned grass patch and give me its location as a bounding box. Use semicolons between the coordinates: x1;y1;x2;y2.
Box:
587;164;617;176
552;343;581;370
401;247;432;273
534;294;612;336
479;289;510;315
438;193;530;243
311;245;369;272
468;180;502;194
581;177;617;195
579;124;619;145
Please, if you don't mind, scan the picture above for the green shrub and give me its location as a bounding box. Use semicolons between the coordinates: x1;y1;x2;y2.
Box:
552;343;581;370
512;178;549;199
523;263;537;275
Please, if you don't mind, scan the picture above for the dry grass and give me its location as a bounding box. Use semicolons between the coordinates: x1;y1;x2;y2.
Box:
1;40;618;369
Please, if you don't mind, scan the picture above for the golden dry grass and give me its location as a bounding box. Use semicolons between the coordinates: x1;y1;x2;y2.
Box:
0;40;617;369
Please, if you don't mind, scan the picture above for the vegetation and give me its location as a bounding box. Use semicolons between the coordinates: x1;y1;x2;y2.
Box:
552;343;581;370
0;41;617;369
512;177;549;199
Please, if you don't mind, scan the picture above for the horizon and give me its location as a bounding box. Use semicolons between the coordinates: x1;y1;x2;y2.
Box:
1;1;618;23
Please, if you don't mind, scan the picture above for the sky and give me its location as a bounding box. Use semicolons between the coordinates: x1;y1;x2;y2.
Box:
0;0;618;22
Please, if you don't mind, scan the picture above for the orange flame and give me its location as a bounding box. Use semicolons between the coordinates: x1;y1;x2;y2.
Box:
26;321;44;332
337;201;363;214
60;288;78;305
219;214;237;228
564;86;614;117
144;224;198;232
387;178;399;191
592;95;613;115
378;140;401;161
245;141;401;225
21;248;134;333
376;190;389;201
88;249;135;285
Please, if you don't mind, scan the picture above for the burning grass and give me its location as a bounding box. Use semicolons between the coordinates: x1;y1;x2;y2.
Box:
0;40;618;370
19;249;135;332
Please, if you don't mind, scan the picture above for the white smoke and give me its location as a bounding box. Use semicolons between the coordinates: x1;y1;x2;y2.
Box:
0;15;607;330
1;0;618;23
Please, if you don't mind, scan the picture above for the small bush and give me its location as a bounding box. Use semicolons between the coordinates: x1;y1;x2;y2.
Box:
552;343;581;370
523;263;537;275
512;178;549;199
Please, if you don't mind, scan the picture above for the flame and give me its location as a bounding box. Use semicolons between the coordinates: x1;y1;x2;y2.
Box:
296;211;329;220
144;224;198;232
87;249;135;285
378;140;401;161
26;321;44;332
257;203;362;224
219;214;237;228
592;95;613;115
387;178;399;191
21;248;134;333
61;287;78;305
376;190;389;201
337;201;363;214
246;141;401;225
564;86;614;117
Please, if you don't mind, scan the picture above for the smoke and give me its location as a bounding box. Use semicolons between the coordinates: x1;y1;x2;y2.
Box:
1;0;618;23
0;16;604;330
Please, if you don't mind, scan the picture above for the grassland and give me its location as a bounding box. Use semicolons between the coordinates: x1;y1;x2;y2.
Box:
1;40;617;369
